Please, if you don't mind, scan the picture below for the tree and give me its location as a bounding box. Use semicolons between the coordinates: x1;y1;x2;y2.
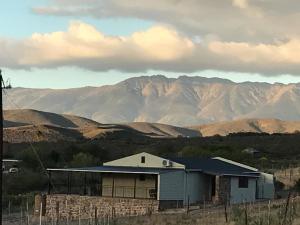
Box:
70;152;96;167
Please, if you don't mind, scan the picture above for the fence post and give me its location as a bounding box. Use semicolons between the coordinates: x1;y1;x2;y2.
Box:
21;206;23;225
56;201;60;225
27;199;30;225
79;205;81;225
224;200;228;223
8;200;11;216
244;203;248;225
283;192;291;225
39;202;42;225
267;200;271;225
94;207;98;225
186;196;190;215
66;200;69;225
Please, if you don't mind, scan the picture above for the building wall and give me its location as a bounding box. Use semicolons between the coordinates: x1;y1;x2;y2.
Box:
104;152;184;169
257;172;275;199
158;170;185;201
102;173;156;199
41;194;159;220
185;172;212;205
230;177;257;204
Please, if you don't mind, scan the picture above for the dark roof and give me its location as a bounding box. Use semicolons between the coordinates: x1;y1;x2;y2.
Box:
168;157;259;177
47;166;182;175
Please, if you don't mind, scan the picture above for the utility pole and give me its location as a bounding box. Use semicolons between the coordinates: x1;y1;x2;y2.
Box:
0;69;4;225
0;69;3;225
0;69;11;225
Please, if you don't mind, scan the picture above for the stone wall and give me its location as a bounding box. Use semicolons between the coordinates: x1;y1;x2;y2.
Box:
213;176;231;204
39;194;159;220
218;177;231;204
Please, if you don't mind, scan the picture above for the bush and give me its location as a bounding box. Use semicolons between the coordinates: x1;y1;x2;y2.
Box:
295;178;300;192
70;152;96;167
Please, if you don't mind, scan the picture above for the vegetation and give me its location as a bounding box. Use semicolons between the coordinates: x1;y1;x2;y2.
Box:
3;132;300;196
295;179;300;193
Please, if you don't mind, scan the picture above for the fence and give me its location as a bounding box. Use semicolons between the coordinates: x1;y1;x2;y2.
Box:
2;194;300;225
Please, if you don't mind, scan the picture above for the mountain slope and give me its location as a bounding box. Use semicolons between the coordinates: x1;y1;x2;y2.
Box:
4;75;300;126
125;122;200;137
4;109;100;128
194;118;300;136
3;109;200;143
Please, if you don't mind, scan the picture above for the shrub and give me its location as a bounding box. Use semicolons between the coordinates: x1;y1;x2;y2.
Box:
295;178;300;192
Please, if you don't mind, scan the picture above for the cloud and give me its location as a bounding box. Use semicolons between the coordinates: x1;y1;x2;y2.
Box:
2;21;300;75
0;22;195;71
32;0;300;43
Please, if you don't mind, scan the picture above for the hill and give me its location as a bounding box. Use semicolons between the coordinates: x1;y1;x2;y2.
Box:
4;109;300;143
194;118;300;136
3;109;201;143
4;109;100;128
4;75;300;126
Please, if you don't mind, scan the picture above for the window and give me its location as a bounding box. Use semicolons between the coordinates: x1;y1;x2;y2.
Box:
238;177;248;188
139;174;146;181
141;156;145;163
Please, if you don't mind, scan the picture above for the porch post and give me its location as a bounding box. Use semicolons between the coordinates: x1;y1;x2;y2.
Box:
47;171;52;194
84;172;87;195
112;174;115;197
155;174;158;200
133;175;137;198
67;172;71;194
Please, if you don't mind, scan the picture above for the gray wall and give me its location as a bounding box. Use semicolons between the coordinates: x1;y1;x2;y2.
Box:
159;171;212;205
158;170;185;201
230;177;256;204
185;172;211;205
257;172;275;199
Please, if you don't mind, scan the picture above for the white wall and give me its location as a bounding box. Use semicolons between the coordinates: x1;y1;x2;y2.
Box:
230;177;257;204
158;170;185;201
257;173;275;199
104;152;185;169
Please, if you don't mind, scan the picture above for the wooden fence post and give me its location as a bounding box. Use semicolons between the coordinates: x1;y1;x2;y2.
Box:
39;202;42;225
56;201;60;225
94;207;98;225
224;201;228;223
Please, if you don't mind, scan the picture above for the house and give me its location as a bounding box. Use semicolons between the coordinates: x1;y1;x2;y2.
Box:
43;152;275;216
242;147;261;157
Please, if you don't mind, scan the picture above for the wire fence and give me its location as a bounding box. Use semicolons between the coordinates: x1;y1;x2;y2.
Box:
2;194;300;225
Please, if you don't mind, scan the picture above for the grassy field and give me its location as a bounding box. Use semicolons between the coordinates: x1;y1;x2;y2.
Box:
275;167;300;188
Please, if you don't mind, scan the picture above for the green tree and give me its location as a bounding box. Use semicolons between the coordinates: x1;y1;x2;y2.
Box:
70;152;96;167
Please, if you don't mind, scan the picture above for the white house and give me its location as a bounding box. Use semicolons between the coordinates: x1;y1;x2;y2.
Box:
47;152;275;208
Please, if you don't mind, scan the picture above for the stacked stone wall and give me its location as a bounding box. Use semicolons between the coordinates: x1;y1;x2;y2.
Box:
39;194;159;220
218;177;231;204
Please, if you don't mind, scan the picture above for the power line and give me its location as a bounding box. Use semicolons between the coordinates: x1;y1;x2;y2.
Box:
1;75;57;192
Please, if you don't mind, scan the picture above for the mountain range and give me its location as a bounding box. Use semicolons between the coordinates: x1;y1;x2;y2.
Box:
4;75;300;126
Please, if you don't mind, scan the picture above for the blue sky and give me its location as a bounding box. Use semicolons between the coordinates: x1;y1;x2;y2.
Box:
1;0;300;88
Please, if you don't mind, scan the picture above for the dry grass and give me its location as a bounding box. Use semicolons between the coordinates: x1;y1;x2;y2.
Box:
275;167;300;188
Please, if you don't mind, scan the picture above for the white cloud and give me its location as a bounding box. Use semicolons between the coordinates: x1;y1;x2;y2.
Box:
0;22;195;71
2;21;300;75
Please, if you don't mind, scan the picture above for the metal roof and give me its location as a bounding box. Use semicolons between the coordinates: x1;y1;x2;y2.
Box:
168;157;258;177
47;166;183;175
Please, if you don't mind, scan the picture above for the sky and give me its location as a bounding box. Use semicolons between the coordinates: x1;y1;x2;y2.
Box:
1;0;300;88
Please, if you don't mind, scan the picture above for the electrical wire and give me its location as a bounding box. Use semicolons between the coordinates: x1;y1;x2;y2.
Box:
2;87;57;192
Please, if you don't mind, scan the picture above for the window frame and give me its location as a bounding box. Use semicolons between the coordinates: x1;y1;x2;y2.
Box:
238;177;249;188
